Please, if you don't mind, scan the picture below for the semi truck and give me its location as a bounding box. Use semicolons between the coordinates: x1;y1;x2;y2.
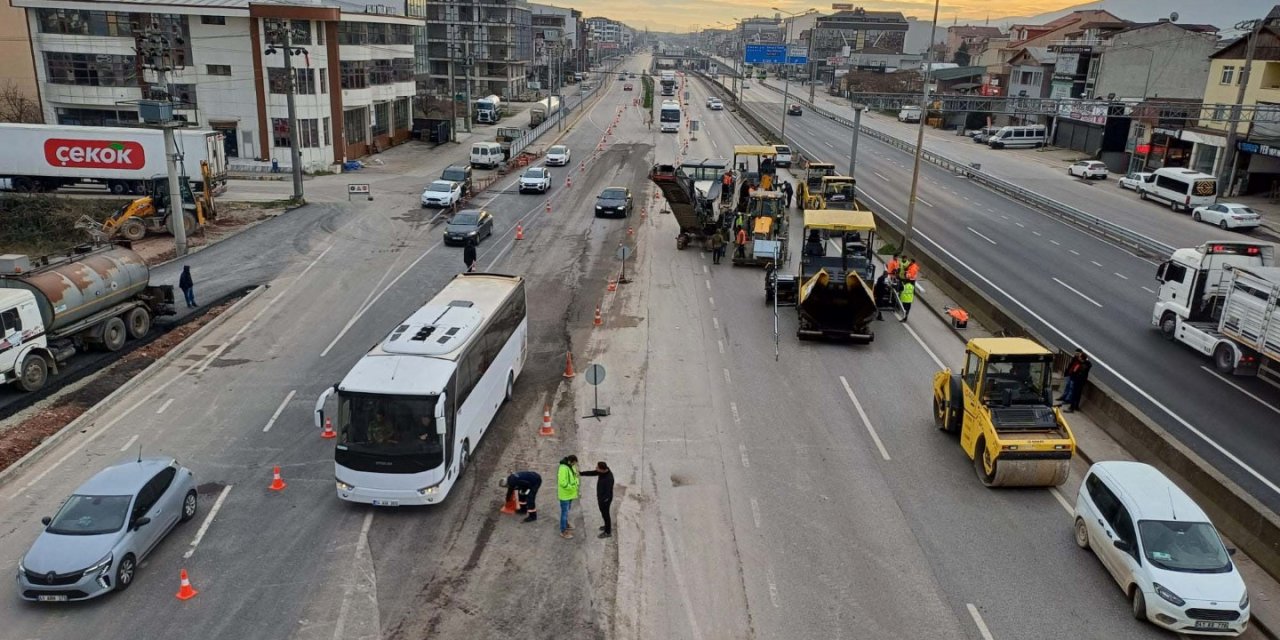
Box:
0;244;175;392
1152;241;1280;375
0;123;227;196
474;95;503;124
660;70;676;96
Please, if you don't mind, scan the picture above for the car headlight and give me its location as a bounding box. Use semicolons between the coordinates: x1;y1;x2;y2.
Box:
418;486;438;496
336;479;354;492
595;205;603;210
1241;590;1250;609
82;553;112;578
466;231;477;236
1153;582;1185;607
17;558;25;575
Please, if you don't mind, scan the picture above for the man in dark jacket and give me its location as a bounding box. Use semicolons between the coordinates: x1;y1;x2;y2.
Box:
579;461;615;538
1061;350;1092;412
499;471;541;523
178;265;196;308
463;237;478;272
782;180;794;208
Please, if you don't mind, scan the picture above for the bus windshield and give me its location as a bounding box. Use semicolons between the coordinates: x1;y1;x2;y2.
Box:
660;107;680;123
336;392;444;472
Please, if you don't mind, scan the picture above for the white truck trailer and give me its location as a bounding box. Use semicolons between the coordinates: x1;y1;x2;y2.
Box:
0;123;227;196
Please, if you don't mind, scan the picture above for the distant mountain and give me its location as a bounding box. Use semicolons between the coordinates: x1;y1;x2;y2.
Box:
1010;0;1274;32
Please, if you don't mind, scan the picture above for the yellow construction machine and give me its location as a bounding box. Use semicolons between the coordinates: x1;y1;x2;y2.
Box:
98;162;217;241
799;162;837;208
932;338;1076;487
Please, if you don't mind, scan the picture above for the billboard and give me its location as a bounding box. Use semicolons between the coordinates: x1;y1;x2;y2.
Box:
744;44;808;65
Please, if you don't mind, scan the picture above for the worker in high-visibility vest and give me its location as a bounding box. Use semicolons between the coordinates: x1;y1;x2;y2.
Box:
904;259;920;282
898;281;915;321
886;255;901;280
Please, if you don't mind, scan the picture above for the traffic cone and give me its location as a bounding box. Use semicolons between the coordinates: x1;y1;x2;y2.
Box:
539;404;555;436
175;569;198;600
566;176;573;188
607;277;617;292
500;490;519;514
321;418;336;439
545;201;551;213
268;466;286;491
628;226;634;238
516;223;524;240
594;305;603;326
563;352;576;378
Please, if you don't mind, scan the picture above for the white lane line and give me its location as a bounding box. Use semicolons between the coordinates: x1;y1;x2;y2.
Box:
713;317;720;330
118;434;139;453
321;239;443;357
903;324;946;369
1049;487;1074;515
723;368;732;384
739;443;749;468
750;497;762;527
873;171;890;181
1014;222;1025;228
767;568;781;607
1114;272;1129;280
917;196;933;207
705;279;711;290
262;390;298;433
1090;260;1103;267
183;484;232;559
1032;231;1042;236
1052;278;1103;308
1200;367;1280;416
709;296;715;308
967;227;998;246
332;511;375;640
839;376;891;461
730;402;741;423
966;604;996;640
156;398;175;414
1069;249;1081;256
1141;286;1155;294
703;264;708;274
987;208;996;213
999;215;1009;220
718;339;725;354
1050;239;1061;246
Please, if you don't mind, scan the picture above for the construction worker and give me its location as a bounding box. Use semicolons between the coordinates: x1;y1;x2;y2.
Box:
782;180;794;208
721;171;734;204
898;281;915;321
710;228;726;264
499;471;542;523
734;226;748;259
886;254;901;281
558;455;580;539
904;258;920;282
897;256;912;281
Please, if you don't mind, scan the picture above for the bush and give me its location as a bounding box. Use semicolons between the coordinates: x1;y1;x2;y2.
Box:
0;194;125;256
641;76;654;110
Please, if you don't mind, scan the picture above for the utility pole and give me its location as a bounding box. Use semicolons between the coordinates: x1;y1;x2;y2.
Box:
136;25;190;257
1221;18;1263;197
848;105;863;177
901;0;942;258
266;23;305;201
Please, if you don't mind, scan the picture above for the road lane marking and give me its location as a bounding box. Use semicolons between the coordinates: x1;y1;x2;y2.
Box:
1050;240;1061;245
967;227;998;246
767;568;781;607
1014;222;1024;228
333;511;376;640
1049;487;1074;515
1141;286;1155;293
1114;272;1129;280
709;296;715;308
730;402;740;423
713;317;720;330
705;279;711;290
966;604;996;640
874;172;889;181
703;264;708;273
156;398;175;414
917;196;933;207
718;339;725;354
1069;249;1080;256
119;434;139;453
1090;260;1103;267
183;484;232;559
321;238;444;357
1200;367;1280;416
903;324;946;369
723;368;732;384
750;497;761;527
1032;231;1042;236
740;443;749;467
1052;278;1103;308
262;390;298;433
839;376;891;461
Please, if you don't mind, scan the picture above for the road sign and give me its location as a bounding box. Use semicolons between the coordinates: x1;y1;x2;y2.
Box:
347;183;372;201
616;245;633;260
744;44;786;64
585;363;609;418
585;364;606;385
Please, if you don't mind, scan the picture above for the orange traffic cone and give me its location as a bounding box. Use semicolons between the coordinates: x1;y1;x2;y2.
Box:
539;404;555;436
321;418;336;439
594;305;603;326
566;176;573;189
175;569;198;600
268;466;286;491
500;490;519;514
563;352;575;378
607;277;617;292
628;226;634;238
516;223;524;240
545;201;551;213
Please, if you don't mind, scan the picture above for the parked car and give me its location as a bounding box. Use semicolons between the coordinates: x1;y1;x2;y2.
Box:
421;179;463;208
709;99;724;111
773;145;793;168
518;167;551;194
618;73;626;80
787;104;803;116
971;127;997;144
1069;160;1109;180
897;106;922;123
629;73;636;78
595;186;633;218
545;145;571;167
1074;461;1250;636
18;458;198;601
1191;203;1263;231
440;164;473;195
442;209;494;245
742;82;751;89
1118;171;1154;191
623;83;634;91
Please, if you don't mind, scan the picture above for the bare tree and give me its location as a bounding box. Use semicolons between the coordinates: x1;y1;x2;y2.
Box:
0;81;42;124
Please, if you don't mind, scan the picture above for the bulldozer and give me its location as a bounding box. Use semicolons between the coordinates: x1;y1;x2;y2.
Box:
932;338;1076;487
92;162;217;242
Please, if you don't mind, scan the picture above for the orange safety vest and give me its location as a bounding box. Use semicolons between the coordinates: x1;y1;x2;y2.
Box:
886;258;900;277
905;262;920;281
736;229;747;245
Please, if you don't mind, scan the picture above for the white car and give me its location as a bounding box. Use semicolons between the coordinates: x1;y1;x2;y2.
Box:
1074;462;1250;637
518;167;551;194
709;99;724;111
545;145;571;167
1191;203;1262;231
421;180;463;208
1118;171;1154;191
1069;160;1109;180
706;97;716;107
897;106;922;123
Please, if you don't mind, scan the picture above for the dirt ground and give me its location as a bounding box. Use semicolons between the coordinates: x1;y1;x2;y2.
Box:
130;201;286;264
0;298;233;472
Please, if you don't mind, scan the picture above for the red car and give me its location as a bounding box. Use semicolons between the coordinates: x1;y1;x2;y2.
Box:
623;83;633;91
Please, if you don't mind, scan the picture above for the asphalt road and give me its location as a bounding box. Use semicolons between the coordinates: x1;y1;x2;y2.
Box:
714;75;1280;516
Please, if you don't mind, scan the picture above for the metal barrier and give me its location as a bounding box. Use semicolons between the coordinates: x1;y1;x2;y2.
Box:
505;62;619;159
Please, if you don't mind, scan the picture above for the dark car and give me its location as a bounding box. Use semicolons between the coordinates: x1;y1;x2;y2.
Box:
443;209;494;245
594;187;632;218
440;165;473;195
787;104;802;116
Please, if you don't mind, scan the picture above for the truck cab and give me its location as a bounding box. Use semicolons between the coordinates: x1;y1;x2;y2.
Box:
0;289;49;391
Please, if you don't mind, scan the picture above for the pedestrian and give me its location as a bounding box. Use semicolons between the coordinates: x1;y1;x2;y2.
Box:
734;225;748;259
873;272;891;321
178;265;196;308
1060;349;1092;413
782;180;794;208
898;280;915;321
557;455;580;539
885;254;901;281
710;228;726;264
499;471;541;523
463;236;478;273
579;461;615;538
904;259;920;282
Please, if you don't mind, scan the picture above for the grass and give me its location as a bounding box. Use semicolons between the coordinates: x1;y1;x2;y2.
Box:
641;76;654;110
0;194;126;256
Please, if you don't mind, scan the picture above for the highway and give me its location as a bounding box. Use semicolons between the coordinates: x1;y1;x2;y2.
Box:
708;73;1280;516
0;55;1265;639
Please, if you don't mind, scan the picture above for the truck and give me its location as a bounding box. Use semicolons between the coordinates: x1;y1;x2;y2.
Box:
649;160;729;250
660;70;676;96
0;244;175;392
0;123;227;196
474;95;503;124
529;96;561;127
1152;241;1280;375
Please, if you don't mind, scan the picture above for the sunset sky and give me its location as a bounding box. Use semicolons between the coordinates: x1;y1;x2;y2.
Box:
560;0;1093;33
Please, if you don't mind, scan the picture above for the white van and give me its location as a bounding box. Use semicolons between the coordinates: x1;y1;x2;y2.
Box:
987;125;1047;149
470;142;504;169
773;145;793;168
1139;168;1218;212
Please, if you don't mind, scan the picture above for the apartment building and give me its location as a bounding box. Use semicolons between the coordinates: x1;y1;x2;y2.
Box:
0;0;40;121
945;25;1001;63
422;0;533;99
530;3;583;76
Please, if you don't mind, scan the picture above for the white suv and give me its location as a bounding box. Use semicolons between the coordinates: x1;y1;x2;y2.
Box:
518;167;551;194
1069;160;1109;180
897;106;922;123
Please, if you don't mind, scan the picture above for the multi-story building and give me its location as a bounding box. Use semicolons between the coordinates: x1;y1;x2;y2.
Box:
423;0;533;100
810;8;908;85
741;15;783;44
584;16;619;63
1092;21;1218;102
945;25;1002;63
529;3;581;87
13;0;418;167
0;0;40;121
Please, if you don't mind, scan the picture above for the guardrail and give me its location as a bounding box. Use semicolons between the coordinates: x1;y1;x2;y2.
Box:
506;60;621;158
747;80;1175;260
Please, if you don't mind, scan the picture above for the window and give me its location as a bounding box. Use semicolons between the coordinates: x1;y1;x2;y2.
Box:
962;351;981;390
395;96;410;131
207;64;231;76
170;84;198;108
1221;65;1235;85
319;68;328;93
44;52;137;87
272;117;291;148
338;22;367;45
56;107;138;126
1213;105;1227;122
265;19;311;45
133;466;177;520
1;308;21;334
340;60;369;89
273;118;327;150
323;116;331;146
370;59;394;85
200;15;226;25
372;101;390;136
344;107;367;145
1085;474;1120;524
36;9;134;37
393;58;414;83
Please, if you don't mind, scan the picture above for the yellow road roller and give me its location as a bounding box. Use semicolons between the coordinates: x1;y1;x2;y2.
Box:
932;338;1076;487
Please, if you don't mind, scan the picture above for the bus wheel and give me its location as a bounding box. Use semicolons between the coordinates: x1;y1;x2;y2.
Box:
459;441;470;475
504;373;514;402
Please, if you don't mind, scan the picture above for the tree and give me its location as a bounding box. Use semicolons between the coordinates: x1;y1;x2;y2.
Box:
954;42;971;66
0;81;42;124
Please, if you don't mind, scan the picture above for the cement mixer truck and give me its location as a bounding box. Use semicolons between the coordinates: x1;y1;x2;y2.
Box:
0;244;175;392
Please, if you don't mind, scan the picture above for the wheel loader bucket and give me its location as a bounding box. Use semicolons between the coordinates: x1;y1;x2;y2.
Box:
990;457;1070;487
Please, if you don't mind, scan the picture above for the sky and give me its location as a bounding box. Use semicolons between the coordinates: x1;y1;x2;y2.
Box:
558;0;1089;33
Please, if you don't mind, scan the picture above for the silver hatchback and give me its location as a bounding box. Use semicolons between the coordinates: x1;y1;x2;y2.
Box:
17;457;197;601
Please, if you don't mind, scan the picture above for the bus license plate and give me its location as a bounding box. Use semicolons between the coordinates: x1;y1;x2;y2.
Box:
1194;622;1229;630
371;499;399;507
38;595;68;602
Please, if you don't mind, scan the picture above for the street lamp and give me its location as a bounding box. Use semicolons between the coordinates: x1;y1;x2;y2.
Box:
900;0;941;258
773;7;814;141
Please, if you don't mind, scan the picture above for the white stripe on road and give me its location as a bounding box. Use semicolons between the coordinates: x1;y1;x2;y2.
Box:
118;434;139;453
767;568;781;607
730;402;740;423
1141;286;1155;293
1032;231;1042;236
740;443;749;468
966;604;996;640
840;376;891;461
723;368;732;384
1050;240;1061;246
1052;278;1103;308
705;279;711;290
713;317;720;330
332;511;376;640
1049;487;1074;515
1069;249;1081;256
1200;367;1280;416
718;339;725;354
156;398;175;414
262;390;297;433
709;296;715;308
967;227;998;246
874;171;890;181
916;196;933;207
1114;273;1129;280
1014;222;1024;228
750;497;762;527
1090;260;1103;267
183;484;232;559
904;324;946;370
321;239;443;357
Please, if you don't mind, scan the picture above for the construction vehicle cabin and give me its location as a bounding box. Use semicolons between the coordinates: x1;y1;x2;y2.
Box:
730;145;788;267
768;209;878;342
96;161;218;242
800;162;837;209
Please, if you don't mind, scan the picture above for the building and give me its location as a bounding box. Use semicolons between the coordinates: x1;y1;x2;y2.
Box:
1006;47;1055;99
529;3;582;87
740;15;783;44
584;16;621;63
13;0;419;167
1194;20;1280;195
422;0;533;100
1092;21;1218;102
0;0;40;121
945;25;1002;63
811;8;908;85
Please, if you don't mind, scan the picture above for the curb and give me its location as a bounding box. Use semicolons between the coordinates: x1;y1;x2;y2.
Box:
0;284;268;490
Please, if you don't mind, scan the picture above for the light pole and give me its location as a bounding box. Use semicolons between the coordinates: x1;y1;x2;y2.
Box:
900;0;941;258
774;8;814;141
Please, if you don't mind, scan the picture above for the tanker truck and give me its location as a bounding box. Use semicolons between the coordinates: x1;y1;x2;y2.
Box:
0;244;175;392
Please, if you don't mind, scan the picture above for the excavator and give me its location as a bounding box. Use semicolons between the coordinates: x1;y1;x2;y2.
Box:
94;161;217;242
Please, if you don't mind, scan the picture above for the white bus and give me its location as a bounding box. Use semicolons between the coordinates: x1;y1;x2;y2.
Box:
1140;167;1218;212
315;273;528;506
660;101;681;133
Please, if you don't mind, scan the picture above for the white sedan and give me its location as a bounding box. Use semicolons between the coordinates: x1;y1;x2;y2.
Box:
1068;160;1109;180
1191;203;1263;231
518;167;552;194
1118;171;1153;191
709;99;724;111
421;180;463;208
545;145;571;167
